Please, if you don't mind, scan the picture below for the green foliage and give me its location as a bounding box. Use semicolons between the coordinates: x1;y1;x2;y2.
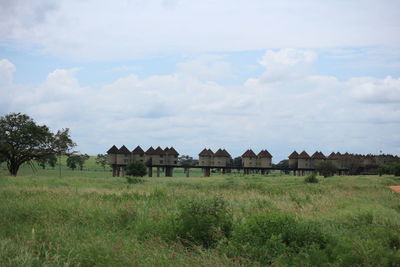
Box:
126;177;145;184
126;161;147;177
304;173;319;183
35;154;57;169
175;196;233;248
316;161;338;178
379;160;400;177
96;154;108;170
226;213;332;265
66;154;90;170
0;113;75;176
1;171;400;265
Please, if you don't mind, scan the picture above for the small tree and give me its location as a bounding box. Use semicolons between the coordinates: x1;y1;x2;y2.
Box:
66;154;89;171
96;154;108;170
66;155;78;170
126;161;147;177
316;161;338;178
35;154;58;169
47;154;57;169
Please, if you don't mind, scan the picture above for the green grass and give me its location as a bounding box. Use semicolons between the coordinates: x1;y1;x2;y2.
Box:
1;168;400;266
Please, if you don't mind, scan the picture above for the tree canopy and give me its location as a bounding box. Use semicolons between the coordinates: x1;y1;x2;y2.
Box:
67;154;90;171
0;112;75;176
126;161;147;177
96;154;108;170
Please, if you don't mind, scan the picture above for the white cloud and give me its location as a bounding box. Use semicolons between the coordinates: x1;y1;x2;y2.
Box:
2;50;400;159
0;59;16;85
178;55;232;81
349;76;400;103
1;1;399;60
0;59;17;113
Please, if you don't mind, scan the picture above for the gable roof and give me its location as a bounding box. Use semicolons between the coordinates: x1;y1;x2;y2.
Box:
119;145;131;154
288;151;299;159
258;149;272;158
242;149;257;158
298;151;310;159
107;145;119;154
327;152;337;159
167;147;179;155
207;149;214;156
311;151;326;159
132;145;144;154
199;148;210;156
214;148;227;157
145;146;155;155
222;149;231;157
154;146;165;155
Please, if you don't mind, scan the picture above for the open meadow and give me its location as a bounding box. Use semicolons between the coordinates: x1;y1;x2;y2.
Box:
1;165;400;266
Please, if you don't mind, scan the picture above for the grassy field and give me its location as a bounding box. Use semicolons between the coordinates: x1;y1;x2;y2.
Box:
1;167;400;266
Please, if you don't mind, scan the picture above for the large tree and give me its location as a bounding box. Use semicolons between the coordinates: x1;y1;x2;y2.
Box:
0;113;75;176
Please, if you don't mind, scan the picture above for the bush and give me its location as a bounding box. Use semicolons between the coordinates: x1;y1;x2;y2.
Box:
316;161;338;178
304;173;319;183
226;213;332;265
175;196;232;248
125;161;147;177
126;177;145;184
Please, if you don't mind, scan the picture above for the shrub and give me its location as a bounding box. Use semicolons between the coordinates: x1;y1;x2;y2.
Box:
304;173;319;183
126;177;145;184
226;213;331;265
175;196;232;248
125;161;147;177
316;161;338;178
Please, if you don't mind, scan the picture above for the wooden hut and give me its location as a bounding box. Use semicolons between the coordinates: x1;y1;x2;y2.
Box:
107;145;119;165
311;151;326;168
131;145;145;163
257;150;272;168
297;151;311;169
213;149;231;167
165;147;179;166
288;151;299;169
117;145;131;165
242;149;257;168
199;148;214;166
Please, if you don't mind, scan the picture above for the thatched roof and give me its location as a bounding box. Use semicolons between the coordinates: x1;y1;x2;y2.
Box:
298;151;310;159
215;148;230;157
242;149;257;158
311;151;326;159
167;147;179;156
119;145;131;154
107;145;119;154
145;146;155;155
154;146;165;155
199;148;212;156
258;150;272;158
132;146;144;154
288;151;299;159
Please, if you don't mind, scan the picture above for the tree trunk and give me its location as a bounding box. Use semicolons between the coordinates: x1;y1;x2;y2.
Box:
8;162;20;176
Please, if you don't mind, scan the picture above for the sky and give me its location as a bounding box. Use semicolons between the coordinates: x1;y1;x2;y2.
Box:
0;0;400;162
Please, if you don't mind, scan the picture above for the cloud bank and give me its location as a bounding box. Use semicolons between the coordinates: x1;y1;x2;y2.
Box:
2;49;399;160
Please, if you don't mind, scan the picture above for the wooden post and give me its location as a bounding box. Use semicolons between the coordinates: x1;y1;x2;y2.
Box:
112;165;117;177
186;168;190;177
157;167;160;177
148;167;153;177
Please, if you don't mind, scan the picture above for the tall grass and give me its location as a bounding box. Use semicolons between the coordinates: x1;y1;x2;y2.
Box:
1;169;400;266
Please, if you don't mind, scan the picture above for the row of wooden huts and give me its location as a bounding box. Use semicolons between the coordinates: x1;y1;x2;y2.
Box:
107;145;179;176
288;150;398;170
197;148;273;168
